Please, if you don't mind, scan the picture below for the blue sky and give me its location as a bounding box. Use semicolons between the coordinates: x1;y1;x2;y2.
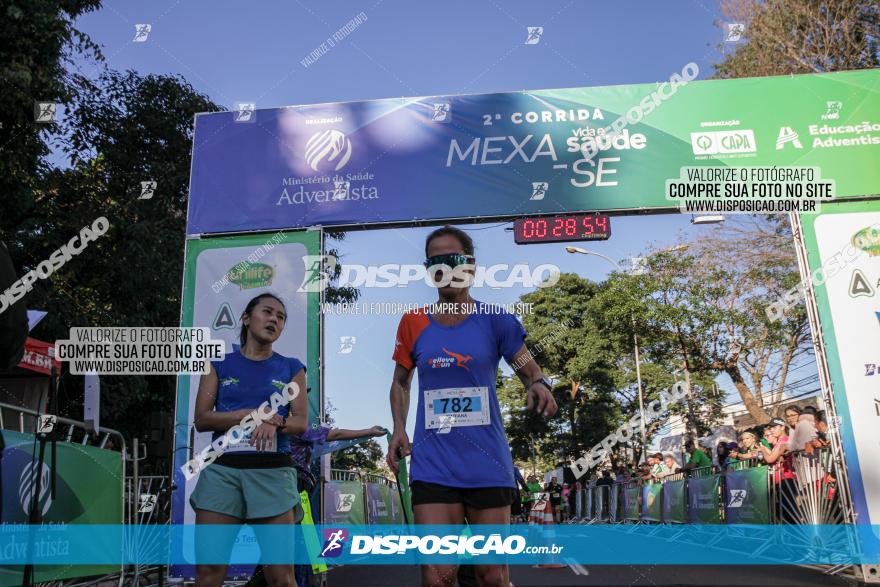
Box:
69;1;781;455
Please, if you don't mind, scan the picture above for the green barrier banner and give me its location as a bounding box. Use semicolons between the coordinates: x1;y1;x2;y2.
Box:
0;430;123;586
687;475;722;524
725;467;771;524
385;431;413;524
389;485;405;524
595;486;607;520
661;479;687;524
623;485;641;521
609;485;619;522
583;487;592;519
641;483;663;522
323;481;366;526
365;483;395;525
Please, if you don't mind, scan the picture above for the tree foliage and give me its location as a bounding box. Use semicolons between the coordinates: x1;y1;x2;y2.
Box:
1;0;103;243
7;69;222;436
714;0;879;78
501;218;806;473
1;4;357;446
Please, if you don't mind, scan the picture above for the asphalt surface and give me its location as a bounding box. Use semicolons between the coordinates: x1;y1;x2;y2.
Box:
326;564;861;586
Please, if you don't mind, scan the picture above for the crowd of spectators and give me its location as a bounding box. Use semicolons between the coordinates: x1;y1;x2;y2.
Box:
720;405;831;469
513;403;833;523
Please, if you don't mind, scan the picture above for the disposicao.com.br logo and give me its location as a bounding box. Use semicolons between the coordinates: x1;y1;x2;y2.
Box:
298;255;561;292
324;531;562;557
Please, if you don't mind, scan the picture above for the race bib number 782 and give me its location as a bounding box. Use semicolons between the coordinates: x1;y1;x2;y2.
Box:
424;387;490;430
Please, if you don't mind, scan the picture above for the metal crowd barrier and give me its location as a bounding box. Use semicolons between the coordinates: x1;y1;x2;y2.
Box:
596;484;610;522
623;479;641;522
562;449;860;581
324;468;406;525
0;401;131;587
569;448;843;527
0;400;126;454
524;448;843;530
124;473;173;587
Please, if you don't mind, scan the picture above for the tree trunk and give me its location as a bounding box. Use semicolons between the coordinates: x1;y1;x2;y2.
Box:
725;364;771;424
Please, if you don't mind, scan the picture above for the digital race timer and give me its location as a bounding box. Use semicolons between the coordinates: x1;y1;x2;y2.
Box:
513;214;611;244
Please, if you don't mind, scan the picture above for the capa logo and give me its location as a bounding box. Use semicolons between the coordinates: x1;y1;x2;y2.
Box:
690;130;756;156
306;129;352;172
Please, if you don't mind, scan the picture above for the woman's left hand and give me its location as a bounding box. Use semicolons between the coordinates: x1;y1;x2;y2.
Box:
264;414;284;427
251;422;278;451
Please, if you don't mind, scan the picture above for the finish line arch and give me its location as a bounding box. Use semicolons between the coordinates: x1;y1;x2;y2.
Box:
170;68;880;579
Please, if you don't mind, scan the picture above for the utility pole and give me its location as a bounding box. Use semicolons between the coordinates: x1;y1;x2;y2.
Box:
531;435;537;477
633;330;647;450
683;361;698;441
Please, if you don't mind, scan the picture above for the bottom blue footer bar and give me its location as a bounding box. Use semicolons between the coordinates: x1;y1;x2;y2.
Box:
0;524;877;565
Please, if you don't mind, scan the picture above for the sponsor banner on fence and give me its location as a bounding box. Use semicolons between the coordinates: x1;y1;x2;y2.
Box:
661;479;687;524
623;485;641;521
687;475;722;524
0;524;878;565
187;70;880;234
0;430;122;586
609;485;619;522
725;467;771;524
366;484;397;525
593;486;606;520
641;483;663;523
324;481;367;526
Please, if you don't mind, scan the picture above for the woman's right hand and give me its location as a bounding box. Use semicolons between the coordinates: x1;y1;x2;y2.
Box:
250;422;278;451
386;430;411;475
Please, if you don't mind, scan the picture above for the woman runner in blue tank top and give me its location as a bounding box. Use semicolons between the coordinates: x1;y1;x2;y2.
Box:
387;226;559;587
190;293;308;587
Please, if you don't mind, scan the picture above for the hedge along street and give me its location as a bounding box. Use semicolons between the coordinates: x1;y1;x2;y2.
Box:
181;381;300;479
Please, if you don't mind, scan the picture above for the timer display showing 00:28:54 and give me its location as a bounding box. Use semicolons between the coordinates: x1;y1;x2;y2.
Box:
513;214;611;244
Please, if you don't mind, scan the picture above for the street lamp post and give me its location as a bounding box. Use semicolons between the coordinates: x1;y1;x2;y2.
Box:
565;246;648;452
565;244;690;460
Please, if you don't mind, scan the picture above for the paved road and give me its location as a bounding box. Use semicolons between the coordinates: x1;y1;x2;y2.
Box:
326;564;860;586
